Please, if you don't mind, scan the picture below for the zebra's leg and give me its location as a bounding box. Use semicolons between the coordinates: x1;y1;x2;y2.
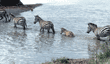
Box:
96;35;100;40
51;25;55;34
23;22;26;30
42;28;44;33
7;14;11;22
40;28;42;32
47;28;50;33
4;14;7;23
23;26;25;30
14;24;17;28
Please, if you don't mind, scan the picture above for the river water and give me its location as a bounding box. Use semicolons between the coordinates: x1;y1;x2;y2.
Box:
0;0;110;64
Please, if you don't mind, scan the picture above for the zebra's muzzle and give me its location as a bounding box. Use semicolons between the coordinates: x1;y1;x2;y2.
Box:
87;31;90;33
34;21;36;24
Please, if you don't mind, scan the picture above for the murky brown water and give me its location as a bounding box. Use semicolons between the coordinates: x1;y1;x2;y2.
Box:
0;1;110;64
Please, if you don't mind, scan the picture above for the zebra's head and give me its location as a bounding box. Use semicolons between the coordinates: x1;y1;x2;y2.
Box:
34;15;41;24
87;23;97;33
60;28;66;34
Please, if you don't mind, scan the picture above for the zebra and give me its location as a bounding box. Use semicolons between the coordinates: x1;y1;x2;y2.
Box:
34;15;55;34
9;13;27;30
0;9;10;22
60;28;75;37
87;23;110;40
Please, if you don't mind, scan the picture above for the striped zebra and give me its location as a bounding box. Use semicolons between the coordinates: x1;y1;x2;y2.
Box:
87;23;110;40
34;15;55;34
9;13;27;30
0;9;10;22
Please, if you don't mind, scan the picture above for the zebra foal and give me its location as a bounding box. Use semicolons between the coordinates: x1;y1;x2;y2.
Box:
87;23;110;40
9;13;27;30
60;28;75;37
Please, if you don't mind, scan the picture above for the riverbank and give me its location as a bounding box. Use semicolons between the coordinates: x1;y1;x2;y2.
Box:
0;4;42;15
42;57;110;64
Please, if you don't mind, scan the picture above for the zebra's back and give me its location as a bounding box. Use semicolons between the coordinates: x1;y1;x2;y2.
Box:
64;30;74;37
94;25;110;37
41;21;53;28
13;17;25;23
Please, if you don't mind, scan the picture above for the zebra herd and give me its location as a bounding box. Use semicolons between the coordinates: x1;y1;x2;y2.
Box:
1;9;110;40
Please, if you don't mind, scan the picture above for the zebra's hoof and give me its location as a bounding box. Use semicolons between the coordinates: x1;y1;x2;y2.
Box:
23;28;26;30
97;38;100;40
14;26;17;28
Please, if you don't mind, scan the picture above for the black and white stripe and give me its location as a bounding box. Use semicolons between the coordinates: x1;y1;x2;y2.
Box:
87;23;110;40
101;26;110;34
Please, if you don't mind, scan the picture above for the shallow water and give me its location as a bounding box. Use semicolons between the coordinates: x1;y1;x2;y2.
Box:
0;1;110;64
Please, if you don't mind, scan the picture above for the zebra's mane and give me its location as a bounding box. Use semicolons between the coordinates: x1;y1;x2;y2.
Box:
88;23;97;28
61;28;67;31
35;15;43;20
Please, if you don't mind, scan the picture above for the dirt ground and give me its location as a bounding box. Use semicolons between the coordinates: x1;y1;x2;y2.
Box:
42;58;92;64
42;58;110;64
0;4;42;15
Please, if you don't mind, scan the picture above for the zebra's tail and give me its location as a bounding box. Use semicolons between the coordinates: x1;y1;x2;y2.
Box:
24;19;27;28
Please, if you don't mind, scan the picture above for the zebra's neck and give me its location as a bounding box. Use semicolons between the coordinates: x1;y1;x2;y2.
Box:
39;20;44;26
93;27;97;33
63;30;68;33
38;16;43;21
38;17;44;24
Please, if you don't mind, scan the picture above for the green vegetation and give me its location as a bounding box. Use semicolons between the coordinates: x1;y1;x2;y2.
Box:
96;41;110;64
53;57;69;64
48;62;53;64
88;58;97;64
89;41;110;64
